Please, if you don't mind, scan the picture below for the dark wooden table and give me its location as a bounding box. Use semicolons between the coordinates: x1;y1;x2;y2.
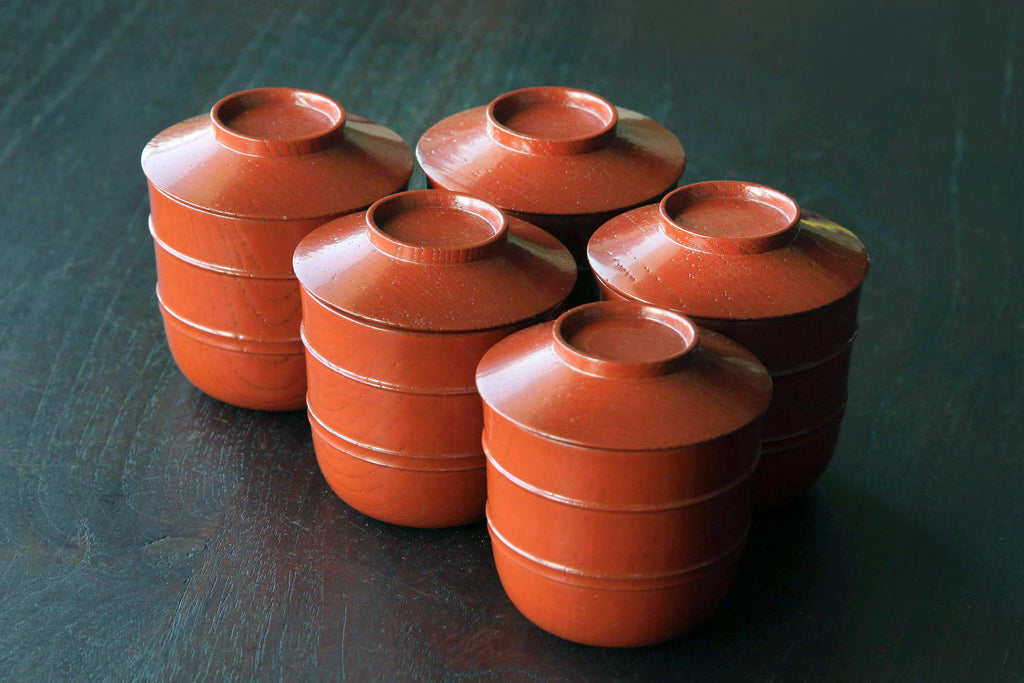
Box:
2;1;1021;680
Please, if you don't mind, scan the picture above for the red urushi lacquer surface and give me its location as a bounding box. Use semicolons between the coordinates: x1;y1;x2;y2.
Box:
477;301;771;646
141;87;413;410
588;181;869;509
294;190;575;527
416;86;685;269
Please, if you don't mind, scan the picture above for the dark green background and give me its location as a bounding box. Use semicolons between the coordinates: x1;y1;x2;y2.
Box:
1;1;1020;680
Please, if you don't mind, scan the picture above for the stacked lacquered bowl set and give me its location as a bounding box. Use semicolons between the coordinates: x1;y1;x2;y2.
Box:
142;86;869;647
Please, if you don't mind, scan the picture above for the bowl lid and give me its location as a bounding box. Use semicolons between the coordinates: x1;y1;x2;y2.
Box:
416;86;685;216
141;87;414;220
588;181;870;320
293;190;576;332
476;301;772;450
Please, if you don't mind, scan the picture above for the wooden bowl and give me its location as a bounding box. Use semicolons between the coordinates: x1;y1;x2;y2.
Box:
293;190;575;527
417;86;685;271
588;181;870;509
477;302;771;646
141;87;413;410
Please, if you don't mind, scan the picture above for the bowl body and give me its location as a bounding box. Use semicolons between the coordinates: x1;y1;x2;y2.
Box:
151;221;304;340
484;413;758;576
489;517;746;648
588;181;869;509
294;190;575;526
158;296;305;411
141;87;413;410
309;407;486;528
477;302;771;646
304;336;489;458
301;311;501;527
301;289;519;394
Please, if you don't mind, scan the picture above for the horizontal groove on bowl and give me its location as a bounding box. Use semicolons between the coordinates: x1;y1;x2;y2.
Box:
760;407;846;453
484;442;758;512
487;513;749;589
301;327;479;395
307;403;485;470
150;216;298;280
767;334;857;378
158;289;304;355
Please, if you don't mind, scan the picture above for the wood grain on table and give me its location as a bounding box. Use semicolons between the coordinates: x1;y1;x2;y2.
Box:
1;0;1021;680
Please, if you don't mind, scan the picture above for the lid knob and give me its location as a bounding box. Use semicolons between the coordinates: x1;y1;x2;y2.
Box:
659;181;801;255
486;87;618;155
211;87;346;156
366;190;510;265
552;302;699;378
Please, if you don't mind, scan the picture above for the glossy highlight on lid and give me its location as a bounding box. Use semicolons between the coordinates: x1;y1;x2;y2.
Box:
141;87;413;221
588;182;869;321
552;302;698;378
416;86;684;218
366;190;509;264
293;190;576;332
212;87;346;155
476;301;772;451
660;181;800;254
486;86;618;155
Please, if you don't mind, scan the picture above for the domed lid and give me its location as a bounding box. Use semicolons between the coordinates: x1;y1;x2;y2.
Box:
141;87;413;220
293;190;576;332
588;181;870;320
476;302;772;451
416;86;685;217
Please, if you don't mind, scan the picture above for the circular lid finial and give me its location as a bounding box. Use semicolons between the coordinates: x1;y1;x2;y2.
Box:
366;190;510;265
486;86;618;155
552;302;699;378
659;181;800;255
211;87;346;156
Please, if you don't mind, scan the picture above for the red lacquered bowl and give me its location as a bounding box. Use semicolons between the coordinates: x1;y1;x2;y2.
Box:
293;190;575;527
141;87;413;410
588;181;870;509
476;302;772;646
417;86;685;271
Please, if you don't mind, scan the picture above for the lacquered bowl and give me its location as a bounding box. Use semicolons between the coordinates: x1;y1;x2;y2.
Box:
417;86;685;273
142;87;413;410
293;190;575;527
588;181;869;509
477;302;771;646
